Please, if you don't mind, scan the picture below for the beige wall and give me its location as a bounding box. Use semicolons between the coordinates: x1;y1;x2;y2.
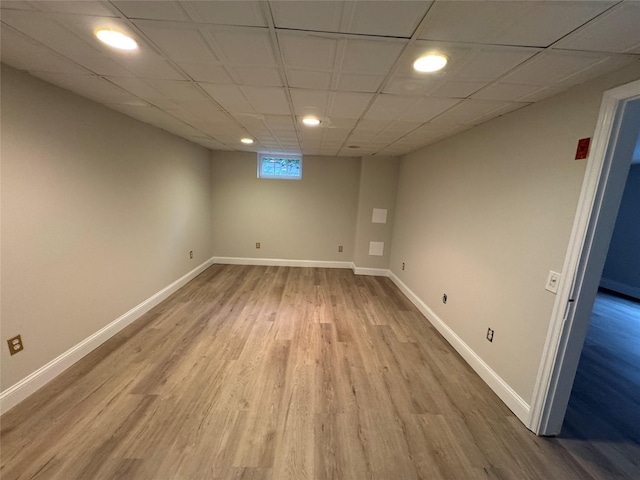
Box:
390;63;640;404
210;151;360;262
1;65;213;390
353;156;400;270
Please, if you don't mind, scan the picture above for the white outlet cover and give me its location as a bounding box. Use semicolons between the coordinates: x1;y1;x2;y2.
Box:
545;270;561;294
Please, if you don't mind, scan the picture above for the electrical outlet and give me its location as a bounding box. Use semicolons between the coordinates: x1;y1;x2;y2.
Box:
486;328;494;342
402;262;405;271
256;242;260;249
442;293;447;304
7;335;24;355
338;245;343;253
189;250;193;259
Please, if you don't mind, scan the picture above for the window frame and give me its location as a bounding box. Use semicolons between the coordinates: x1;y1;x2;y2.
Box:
257;153;303;180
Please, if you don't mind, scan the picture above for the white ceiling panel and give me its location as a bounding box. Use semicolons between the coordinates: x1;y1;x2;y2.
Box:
112;1;190;21
329;93;374;118
181;1;266;27
1;25;91;75
200;84;254;113
33;0;118;17
287;70;332;90
341;37;406;75
33;72;145;105
242;87;290;115
291;89;330;117
278;32;337;70
500;50;629;87
553;2;640;54
133;21;218;63
204;26;276;67
335;74;386;93
3;0;638;156
231;67;282;87
418;1;614;47
177;62;232;83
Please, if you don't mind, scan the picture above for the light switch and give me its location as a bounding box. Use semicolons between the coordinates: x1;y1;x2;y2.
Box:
545;271;561;294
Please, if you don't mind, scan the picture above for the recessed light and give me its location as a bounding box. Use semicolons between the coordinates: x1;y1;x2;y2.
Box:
241;137;254;144
302;117;321;126
413;54;448;73
95;30;138;51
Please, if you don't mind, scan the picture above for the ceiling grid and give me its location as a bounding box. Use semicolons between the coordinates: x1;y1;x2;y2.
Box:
2;0;639;157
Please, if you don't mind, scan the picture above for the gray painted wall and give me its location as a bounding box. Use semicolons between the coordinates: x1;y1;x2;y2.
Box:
1;65;213;390
601;164;640;299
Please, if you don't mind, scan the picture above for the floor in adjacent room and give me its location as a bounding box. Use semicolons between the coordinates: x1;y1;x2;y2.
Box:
557;290;640;479
1;266;639;479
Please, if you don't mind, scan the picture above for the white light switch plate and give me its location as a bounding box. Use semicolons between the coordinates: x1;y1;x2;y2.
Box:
545;271;561;294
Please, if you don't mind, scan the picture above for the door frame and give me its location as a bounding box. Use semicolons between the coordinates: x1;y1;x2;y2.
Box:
528;78;640;436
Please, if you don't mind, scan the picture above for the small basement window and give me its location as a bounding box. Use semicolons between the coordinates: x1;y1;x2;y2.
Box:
257;153;302;180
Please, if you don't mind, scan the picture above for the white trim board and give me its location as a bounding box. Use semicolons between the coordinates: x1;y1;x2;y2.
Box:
352;266;390;276
213;256;353;269
388;271;531;423
0;257;216;415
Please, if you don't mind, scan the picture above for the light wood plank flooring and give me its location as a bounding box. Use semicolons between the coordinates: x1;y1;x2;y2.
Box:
1;265;638;479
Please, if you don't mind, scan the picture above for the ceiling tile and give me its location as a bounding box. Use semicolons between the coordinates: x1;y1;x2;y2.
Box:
181;1;266;27
33;0;118;17
33;72;145;105
335;74;385;93
418;1;614;47
134;21;218;63
204;26;276;67
179;63;233;83
279;32;337;70
340;37;406;75
200;83;254;113
272;0;431;37
471;83;544;102
287;70;332;90
1;25;91;75
242;86;290;115
500;50;632;87
340;1;431;37
290;89;329;117
553;2;640;54
231;66;283;87
329;92;374;118
112;1;190;21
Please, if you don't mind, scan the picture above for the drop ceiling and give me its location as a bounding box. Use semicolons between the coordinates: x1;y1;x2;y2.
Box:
2;0;639;157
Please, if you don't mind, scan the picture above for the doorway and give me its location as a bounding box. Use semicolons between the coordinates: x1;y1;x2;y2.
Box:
529;80;640;436
559;160;640;471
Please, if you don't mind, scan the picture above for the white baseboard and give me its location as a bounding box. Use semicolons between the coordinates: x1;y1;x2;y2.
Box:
388;271;531;423
600;277;640;300
0;257;216;415
213;256;353;269
352;266;390;276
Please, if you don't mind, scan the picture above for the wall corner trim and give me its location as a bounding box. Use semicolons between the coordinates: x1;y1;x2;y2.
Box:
0;257;216;415
352;266;390;276
213;257;353;269
388;270;531;424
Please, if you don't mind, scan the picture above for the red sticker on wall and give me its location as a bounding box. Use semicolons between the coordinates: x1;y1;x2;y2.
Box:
575;137;591;160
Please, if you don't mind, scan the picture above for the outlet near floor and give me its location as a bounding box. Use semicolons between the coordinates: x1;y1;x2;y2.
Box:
486;328;494;342
7;334;24;355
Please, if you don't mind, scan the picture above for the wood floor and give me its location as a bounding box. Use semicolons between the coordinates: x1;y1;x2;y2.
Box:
557;290;640;478
1;265;638;479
